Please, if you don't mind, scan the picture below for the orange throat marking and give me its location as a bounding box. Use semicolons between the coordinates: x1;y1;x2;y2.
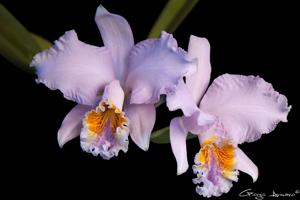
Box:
198;136;236;179
85;101;128;137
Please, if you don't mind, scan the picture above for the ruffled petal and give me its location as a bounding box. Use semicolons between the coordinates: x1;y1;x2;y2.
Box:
200;74;291;144
95;5;134;82
58;104;92;147
125;104;156;151
126;31;197;104
236;147;258;182
31;30;115;106
170;117;189;175
186;35;211;104
166;79;199;116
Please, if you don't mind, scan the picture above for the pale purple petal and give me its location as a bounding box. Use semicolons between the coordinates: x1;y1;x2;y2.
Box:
236;147;258;182
125;104;156;151
95;5;134;82
57;104;92;147
166;79;199;116
186;36;211;104
102;80;125;109
31;30;115;106
200;74;291;144
126;31;197;104
170;117;189;175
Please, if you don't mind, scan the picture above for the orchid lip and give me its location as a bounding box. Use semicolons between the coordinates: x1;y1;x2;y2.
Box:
193;135;239;197
80;99;129;160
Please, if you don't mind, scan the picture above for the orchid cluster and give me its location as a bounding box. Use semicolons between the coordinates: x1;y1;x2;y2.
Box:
30;6;291;198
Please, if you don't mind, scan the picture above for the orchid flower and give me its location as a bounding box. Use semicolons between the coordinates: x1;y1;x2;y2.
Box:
30;5;197;160
167;35;291;197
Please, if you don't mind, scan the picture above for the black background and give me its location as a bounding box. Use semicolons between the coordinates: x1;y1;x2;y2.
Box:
1;0;299;199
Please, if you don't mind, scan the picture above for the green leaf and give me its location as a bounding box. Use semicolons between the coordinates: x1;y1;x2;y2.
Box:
0;4;42;74
31;33;52;50
151;126;197;144
148;0;199;38
151;127;170;144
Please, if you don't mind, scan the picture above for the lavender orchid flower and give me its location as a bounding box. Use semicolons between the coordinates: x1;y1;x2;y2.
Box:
167;35;291;197
30;5;197;160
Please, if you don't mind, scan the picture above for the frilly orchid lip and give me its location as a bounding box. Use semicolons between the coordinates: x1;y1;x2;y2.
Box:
30;5;197;159
168;35;291;197
193;135;239;198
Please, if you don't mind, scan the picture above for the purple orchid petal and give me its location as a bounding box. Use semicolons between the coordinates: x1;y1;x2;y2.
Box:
186;35;212;105
95;5;134;83
170;117;189;175
166;79;199;116
31;30;115;106
57;104;92;148
200;74;291;144
236;147;258;182
125;103;156;151
126;31;197;104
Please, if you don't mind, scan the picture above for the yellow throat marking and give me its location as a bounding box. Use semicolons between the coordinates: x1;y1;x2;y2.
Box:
84;100;128;137
198;136;235;178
